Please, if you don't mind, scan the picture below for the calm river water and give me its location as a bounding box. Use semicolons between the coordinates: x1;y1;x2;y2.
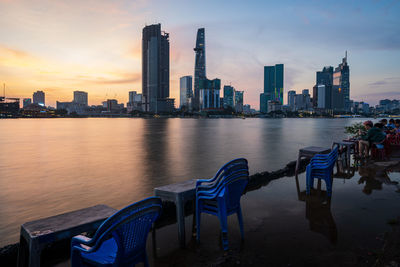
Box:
0;118;399;248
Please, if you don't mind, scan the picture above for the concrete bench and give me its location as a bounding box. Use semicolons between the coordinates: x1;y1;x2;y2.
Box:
17;204;116;267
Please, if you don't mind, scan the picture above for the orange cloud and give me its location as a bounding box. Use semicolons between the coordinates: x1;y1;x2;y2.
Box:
0;45;43;68
74;72;141;85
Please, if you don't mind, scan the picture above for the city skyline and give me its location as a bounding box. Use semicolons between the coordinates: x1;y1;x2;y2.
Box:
0;0;399;108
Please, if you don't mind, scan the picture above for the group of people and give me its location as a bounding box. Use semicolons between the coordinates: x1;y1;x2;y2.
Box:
358;118;400;158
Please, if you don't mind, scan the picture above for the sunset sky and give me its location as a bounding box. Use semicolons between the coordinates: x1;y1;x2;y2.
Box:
0;0;399;108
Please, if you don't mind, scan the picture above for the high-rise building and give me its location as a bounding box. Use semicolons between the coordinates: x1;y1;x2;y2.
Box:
314;66;333;109
180;76;193;110
274;64;284;104
317;85;332;109
128;91;142;103
235;91;244;113
261;64;284;112
129;91;135;103
73;91;88;106
331;85;344;111
263;64;284;103
193;28;206;111
223;85;235;109
23;98;32;108
333;51;350;111
199;78;220;110
313;53;349;112
260;93;268;113
301;89;311;110
287;90;296;111
33;90;45;106
142;24;170;113
127;91;143;112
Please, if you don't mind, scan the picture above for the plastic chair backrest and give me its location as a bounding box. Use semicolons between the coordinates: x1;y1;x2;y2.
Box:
224;176;249;209
113;205;161;264
88;197;161;252
197;159;249;198
91;197;161;242
209;158;248;187
313;147;338;163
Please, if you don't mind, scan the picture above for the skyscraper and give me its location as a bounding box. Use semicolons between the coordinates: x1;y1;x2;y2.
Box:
235;91;244;113
274;64;284;104
180;76;193;110
333;52;350;111
260;93;268;113
223;85;235;109
199;78;220;110
317;85;329;109
127;91;143;112
287;90;296;111
314;66;333;109
194;28;206;111
33;90;45;106
73;91;88;106
142;24;170;113
261;64;284;112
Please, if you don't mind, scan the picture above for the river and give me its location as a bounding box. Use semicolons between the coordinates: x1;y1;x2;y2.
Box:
0;117;397;247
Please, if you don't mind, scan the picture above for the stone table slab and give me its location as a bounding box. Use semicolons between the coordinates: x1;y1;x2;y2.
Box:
18;204;116;267
154;179;197;248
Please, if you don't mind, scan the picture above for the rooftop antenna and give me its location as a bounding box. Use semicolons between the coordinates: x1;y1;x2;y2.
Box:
3;83;5;97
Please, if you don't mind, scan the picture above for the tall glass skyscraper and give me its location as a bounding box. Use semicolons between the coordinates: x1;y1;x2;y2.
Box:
263;64;284;104
199;78;220;110
142;24;170;113
223;85;235;109
235;91;244;113
333;52;350;111
314;66;333;109
194;28;206;111
287;90;296;111
274;64;284;104
180;76;193;110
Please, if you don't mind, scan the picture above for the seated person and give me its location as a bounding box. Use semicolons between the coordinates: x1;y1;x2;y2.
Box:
387;119;396;130
386;119;398;134
380;119;389;131
373;123;386;148
395;119;400;134
358;121;386;157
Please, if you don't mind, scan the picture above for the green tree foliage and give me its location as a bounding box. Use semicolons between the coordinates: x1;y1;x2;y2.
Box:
344;122;366;137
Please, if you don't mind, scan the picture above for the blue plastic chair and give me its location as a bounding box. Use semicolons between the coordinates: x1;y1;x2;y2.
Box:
196;158;249;250
306;147;338;196
71;197;162;267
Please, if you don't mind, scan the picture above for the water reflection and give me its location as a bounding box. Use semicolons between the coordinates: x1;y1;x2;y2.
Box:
358;164;400;195
305;193;337;244
294;172;338;244
334;157;356;180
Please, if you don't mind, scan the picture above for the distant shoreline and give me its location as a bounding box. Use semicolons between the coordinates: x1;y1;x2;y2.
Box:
0;115;397;119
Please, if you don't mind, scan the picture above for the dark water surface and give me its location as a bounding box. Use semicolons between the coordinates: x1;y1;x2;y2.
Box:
0;118;399;249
